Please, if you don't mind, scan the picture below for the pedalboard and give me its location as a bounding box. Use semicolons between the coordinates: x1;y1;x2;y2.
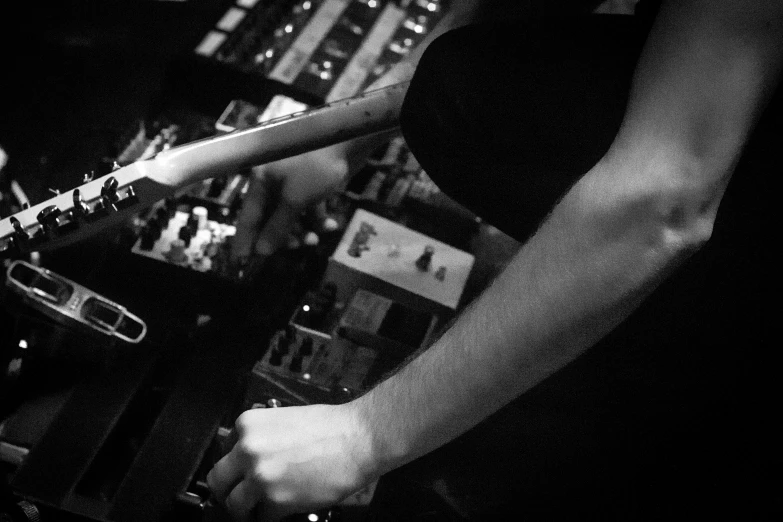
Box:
131;207;235;274
191;0;450;103
247;208;472;408
329;208;475;311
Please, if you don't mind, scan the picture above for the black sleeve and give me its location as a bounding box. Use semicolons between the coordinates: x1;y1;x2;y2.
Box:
400;15;647;241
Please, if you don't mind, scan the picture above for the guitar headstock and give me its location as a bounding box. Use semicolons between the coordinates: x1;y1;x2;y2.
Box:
0;162;174;257
0;82;408;258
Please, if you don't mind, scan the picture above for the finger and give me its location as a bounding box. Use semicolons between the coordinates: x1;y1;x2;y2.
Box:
290;217;304;239
232;169;271;261
255;201;303;256
285;220;304;250
207;450;244;504
313;200;330;222
225;479;263;522
313;200;340;233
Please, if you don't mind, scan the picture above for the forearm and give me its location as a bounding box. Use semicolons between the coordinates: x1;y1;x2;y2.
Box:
351;153;688;470
349;0;783;474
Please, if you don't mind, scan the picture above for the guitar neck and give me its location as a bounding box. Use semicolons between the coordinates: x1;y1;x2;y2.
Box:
148;81;408;186
0;82;409;255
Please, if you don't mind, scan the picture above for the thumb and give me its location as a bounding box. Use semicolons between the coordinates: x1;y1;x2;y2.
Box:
255;201;302;256
232;168;272;261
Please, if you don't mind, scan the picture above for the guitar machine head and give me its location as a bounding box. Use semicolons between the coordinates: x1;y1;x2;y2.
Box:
0;82;409;259
0;163;171;258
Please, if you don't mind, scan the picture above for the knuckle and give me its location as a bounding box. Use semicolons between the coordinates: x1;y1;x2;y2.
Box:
235;438;257;457
250;166;266;180
267;488;295;507
253;460;284;483
224;496;247;520
234;411;254;433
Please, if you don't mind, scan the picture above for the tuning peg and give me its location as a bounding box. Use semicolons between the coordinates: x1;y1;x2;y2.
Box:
102;176;119;201
84;177;119;222
9;216;31;252
37;205;62;234
114;185;139;211
113;161;121;171
100;176;120;211
56;189;90;232
72;189;90;217
10;217;29;241
83;172;94;184
48;188;61;196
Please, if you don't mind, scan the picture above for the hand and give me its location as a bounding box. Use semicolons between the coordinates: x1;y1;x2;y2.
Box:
231;146;349;262
206;403;378;522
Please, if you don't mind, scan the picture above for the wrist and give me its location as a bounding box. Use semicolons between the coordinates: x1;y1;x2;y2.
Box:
343;394;411;478
338;399;382;482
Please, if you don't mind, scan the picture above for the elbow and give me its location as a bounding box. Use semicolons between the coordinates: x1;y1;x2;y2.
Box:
650;163;724;256
581;154;725;260
656;194;716;256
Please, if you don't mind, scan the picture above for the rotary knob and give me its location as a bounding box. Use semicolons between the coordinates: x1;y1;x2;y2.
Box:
155;207;170;228
178;226;192;248
139;225;157;251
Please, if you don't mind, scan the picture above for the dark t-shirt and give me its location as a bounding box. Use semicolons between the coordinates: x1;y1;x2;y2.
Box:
388;6;779;520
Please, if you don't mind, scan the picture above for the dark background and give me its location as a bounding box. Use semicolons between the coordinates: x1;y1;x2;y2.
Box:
0;0;228;204
0;0;620;210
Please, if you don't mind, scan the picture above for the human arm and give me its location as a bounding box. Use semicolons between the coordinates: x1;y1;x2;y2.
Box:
231;1;486;260
350;0;783;468
208;1;783;519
